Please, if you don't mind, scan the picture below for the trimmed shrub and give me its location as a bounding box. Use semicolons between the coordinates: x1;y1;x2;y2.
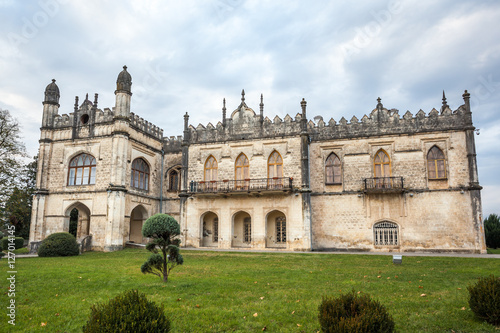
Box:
318;290;395;333
468;275;500;326
38;232;80;257
82;289;171;333
485;214;500;249
1;237;24;251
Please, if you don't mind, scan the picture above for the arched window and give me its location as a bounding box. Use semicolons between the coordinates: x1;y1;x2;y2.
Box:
204;155;218;181
374;150;391;177
325;153;341;184
268;151;283;189
68;153;96;186
168;168;180;191
235;153;249;180
373;221;399;246
131;158;150;191
427;146;446;179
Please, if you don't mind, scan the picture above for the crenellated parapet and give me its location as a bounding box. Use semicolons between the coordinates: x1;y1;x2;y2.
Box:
129;112;163;140
185;91;474;144
163;135;183;152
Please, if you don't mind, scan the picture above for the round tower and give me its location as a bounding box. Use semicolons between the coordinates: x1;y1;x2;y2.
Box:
42;79;60;127
114;65;132;118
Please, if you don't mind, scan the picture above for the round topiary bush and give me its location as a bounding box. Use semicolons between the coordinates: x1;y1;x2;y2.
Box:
468;275;500;326
318;290;395;333
38;232;80;257
142;213;180;238
1;236;25;251
82;289;171;333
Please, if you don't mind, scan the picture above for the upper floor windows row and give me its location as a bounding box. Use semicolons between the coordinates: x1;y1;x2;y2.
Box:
324;146;447;185
67;153;150;190
203;151;284;181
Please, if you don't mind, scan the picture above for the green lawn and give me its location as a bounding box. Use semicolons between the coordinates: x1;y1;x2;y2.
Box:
1;249;499;332
487;248;500;254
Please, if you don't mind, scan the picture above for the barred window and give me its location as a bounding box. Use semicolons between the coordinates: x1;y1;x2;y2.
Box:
427;146;446;179
276;216;286;243
325;153;341;184
374;221;398;246
68;153;96;186
213;218;219;242
131;158;150;191
244;217;251;243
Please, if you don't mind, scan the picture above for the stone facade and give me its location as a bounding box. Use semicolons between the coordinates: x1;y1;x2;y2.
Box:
29;68;486;253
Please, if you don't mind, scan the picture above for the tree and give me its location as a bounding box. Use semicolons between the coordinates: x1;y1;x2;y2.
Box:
484;214;500;249
141;214;184;282
1;156;37;239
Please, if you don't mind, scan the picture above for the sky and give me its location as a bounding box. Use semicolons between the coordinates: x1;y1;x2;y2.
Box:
0;0;499;217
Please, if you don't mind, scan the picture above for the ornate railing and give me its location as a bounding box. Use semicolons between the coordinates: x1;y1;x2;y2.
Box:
364;177;404;192
190;177;293;194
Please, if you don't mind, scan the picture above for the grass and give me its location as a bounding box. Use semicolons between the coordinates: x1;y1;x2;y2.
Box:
487;248;500;254
1;249;499;332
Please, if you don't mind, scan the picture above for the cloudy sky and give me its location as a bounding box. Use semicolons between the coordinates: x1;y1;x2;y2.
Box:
0;0;499;217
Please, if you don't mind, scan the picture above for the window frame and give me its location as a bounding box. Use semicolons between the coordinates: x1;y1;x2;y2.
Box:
131;158;150;191
427;146;447;180
374;149;391;178
67;153;96;186
373;221;399;246
168;168;181;191
325;153;342;185
275;216;286;243
204;155;218;182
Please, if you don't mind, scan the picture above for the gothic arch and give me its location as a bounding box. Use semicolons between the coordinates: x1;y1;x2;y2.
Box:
232;210;252;248
129;205;148;244
265;210;287;248
200;211;219;247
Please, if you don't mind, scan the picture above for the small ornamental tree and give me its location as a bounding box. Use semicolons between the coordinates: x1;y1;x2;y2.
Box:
484;214;500;249
141;214;183;282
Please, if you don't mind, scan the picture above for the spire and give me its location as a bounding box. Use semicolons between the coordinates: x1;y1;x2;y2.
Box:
300;98;307;132
74;96;79;112
238;89;248;109
222;98;227;127
462;89;471;112
441;90;449;111
259;93;264;123
94;93;99;108
85;93;89;101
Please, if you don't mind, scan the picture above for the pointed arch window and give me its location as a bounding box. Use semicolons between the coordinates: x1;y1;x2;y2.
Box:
427;146;446;179
276;216;286;243
68;153;96;186
168;168;180;191
268;151;283;189
325;153;341;184
204;155;218;181
131;158;150;191
235;153;249;190
374;150;391;177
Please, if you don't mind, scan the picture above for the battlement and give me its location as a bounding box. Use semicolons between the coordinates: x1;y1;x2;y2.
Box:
185;93;473;144
163;135;183;152
129;112;163;140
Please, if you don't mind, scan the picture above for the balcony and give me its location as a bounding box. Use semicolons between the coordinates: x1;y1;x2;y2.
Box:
189;177;293;196
363;177;404;194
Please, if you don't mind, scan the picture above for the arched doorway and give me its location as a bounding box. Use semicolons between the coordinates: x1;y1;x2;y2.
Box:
130;205;148;244
232;211;251;248
266;210;286;248
65;203;91;239
201;211;219;247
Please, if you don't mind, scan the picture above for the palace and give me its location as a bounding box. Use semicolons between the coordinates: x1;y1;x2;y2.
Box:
29;66;486;253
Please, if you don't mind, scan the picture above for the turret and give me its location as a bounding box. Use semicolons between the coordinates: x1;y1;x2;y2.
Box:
114;65;132;118
42;79;60;127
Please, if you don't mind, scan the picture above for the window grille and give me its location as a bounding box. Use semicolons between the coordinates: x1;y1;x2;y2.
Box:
374;222;398;246
276;216;286;243
244;217;251;243
213;218;219;242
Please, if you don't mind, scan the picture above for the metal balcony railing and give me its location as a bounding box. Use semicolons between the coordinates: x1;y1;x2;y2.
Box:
190;177;293;194
364;177;404;192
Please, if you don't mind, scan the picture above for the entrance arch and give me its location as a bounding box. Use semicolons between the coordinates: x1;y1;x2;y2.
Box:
201;211;219;247
130;205;148;244
232;211;251;248
64;202;91;239
266;210;286;248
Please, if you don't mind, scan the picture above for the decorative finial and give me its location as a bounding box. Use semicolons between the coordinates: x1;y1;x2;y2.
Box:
241;89;245;103
94;93;99;107
222;98;227;127
52;79;56;83
442;90;449;110
376;97;383;109
123;65;127;70
85;93;89;101
74;96;79;111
